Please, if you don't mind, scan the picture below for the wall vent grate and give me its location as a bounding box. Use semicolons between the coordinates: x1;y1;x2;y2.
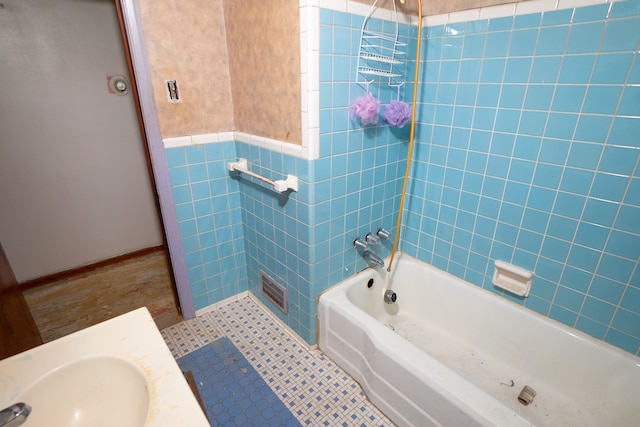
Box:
260;271;288;314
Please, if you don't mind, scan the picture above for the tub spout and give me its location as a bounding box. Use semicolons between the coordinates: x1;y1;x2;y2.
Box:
363;250;385;267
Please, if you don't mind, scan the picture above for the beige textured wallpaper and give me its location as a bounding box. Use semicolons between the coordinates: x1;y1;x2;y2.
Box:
357;0;520;16
224;0;302;145
138;0;234;138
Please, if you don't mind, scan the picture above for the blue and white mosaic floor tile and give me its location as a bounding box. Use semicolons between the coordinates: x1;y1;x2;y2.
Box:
161;296;394;426
177;337;299;426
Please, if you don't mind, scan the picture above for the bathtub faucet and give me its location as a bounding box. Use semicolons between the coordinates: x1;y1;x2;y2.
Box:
354;238;385;267
363;250;385;267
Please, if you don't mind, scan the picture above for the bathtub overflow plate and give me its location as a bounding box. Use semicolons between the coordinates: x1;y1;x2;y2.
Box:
384;289;397;304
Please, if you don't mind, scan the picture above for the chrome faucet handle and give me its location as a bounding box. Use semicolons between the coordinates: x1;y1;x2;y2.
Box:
0;403;31;427
377;228;391;240
353;238;368;252
365;233;380;245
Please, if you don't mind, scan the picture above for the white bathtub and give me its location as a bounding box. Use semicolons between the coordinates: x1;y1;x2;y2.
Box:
319;252;640;427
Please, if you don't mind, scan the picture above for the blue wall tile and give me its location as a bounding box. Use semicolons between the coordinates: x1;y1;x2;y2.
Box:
530;56;562;83
524;85;554;110
566;22;605;53
598;145;639;175
574;115;612;143
167;142;248;311
167;5;640;356
559;55;595;83
583;85;623;114
610;117;640;147
403;4;640;355
509;29;538;56
489;16;513;31
601;17;640;52
514;13;541;29
619;86;640;116
612;0;640;18
591;53;634;83
541;8;573;26
573;3;611;22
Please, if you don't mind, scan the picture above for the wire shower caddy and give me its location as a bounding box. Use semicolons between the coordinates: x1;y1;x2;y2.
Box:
356;0;407;90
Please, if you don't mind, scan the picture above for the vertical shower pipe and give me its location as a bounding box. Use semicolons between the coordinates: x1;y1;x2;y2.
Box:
387;0;423;272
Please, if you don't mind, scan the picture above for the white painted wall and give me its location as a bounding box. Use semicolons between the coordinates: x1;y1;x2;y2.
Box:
0;0;163;282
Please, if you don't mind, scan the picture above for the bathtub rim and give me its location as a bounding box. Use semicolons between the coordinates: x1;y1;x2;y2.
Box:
321;252;640;365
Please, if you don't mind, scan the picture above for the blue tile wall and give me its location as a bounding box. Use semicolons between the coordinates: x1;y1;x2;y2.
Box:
233;141;316;342
317;14;415;277
166;142;248;311
165;1;639;355
240;10;414;343
404;0;640;355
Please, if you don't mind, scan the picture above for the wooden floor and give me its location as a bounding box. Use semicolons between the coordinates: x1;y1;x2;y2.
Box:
23;249;183;342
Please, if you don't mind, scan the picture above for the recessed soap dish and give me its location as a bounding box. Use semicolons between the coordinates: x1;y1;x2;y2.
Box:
492;260;534;297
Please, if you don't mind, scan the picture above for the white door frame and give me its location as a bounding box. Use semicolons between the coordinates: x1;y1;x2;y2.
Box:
117;0;195;318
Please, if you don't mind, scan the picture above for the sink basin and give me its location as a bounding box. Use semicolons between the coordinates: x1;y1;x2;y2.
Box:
0;308;209;426
18;356;149;427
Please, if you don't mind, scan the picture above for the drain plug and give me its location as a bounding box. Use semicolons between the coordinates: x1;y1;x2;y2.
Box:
517;385;536;405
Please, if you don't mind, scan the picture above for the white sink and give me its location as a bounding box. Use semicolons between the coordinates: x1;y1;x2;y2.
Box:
18;356;149;427
0;308;209;427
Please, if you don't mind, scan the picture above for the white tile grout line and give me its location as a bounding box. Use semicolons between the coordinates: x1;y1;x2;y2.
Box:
162;295;394;426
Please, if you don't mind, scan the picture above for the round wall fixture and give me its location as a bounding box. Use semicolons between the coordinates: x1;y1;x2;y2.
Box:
107;75;130;96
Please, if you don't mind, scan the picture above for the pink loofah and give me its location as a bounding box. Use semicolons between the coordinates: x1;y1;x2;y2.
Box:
383;100;412;128
349;92;381;125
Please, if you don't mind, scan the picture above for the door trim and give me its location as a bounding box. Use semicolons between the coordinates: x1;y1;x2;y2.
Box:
116;0;195;319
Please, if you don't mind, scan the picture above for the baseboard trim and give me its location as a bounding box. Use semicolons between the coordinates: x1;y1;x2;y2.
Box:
20;245;165;289
194;291;250;316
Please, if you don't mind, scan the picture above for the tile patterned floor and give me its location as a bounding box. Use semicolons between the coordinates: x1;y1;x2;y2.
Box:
177;337;299;426
161;296;395;426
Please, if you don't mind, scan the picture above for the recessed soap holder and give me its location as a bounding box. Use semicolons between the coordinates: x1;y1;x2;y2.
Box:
492;260;534;297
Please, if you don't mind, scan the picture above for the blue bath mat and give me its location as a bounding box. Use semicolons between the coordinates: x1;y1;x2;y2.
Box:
177;337;300;427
